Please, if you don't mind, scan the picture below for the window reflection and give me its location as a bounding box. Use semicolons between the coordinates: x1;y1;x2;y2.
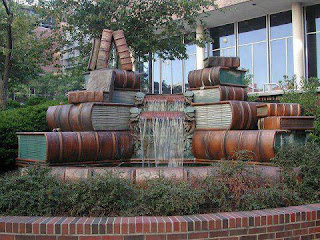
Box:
184;54;196;91
270;11;292;39
161;59;171;94
253;42;267;90
153;56;160;94
239;17;266;45
306;4;320;79
172;59;183;94
271;40;286;84
210;23;235;49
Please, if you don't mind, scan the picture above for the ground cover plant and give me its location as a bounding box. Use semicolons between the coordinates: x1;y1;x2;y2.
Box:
0;160;306;217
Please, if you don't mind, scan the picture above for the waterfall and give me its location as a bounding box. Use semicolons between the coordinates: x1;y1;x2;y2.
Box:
139;113;185;167
144;100;185;112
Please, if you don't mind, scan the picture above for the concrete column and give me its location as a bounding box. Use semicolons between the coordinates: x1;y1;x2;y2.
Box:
129;47;137;71
196;24;205;70
292;2;305;88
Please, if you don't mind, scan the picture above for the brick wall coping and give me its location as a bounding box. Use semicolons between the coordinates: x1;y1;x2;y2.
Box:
0;203;320;239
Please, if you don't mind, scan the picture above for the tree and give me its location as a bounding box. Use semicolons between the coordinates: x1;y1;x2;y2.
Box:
0;1;60;108
38;0;216;64
0;0;13;109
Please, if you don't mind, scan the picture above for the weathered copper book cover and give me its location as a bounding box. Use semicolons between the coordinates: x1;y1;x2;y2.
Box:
188;67;246;88
87;38;101;70
257;103;302;117
203;56;240;68
17;131;134;165
46;103;133;131
68;91;111;104
86;69;115;92
96;29;113;69
192;130;308;162
113;30;133;71
258;116;314;130
113;69;141;90
190;85;247;103
192;101;260;130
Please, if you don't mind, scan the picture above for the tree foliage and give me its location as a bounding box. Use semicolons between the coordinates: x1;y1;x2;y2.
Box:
38;0;216;62
0;1;60;100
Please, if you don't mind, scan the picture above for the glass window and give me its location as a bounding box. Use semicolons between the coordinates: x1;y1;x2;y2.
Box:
210;23;235;49
172;59;183;94
213;48;236;57
270;11;292;39
161;59;171;94
239;45;252;74
306;4;320;33
184;54;196;91
271;39;287;83
239;17;266;45
253;42;268;90
153;56;160;94
307;33;320;79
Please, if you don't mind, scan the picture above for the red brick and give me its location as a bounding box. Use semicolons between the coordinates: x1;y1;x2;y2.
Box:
142;217;151;233
0;234;15;240
276;230;292;238
79;237;102;240
309;226;320;234
36;236;57;240
57;237;78;240
300;234;315;240
301;221;315;228
293;228;308;236
171;217;180;232
188;232;208;239
248;227;266;234
240;236;257;240
113;217;121;234
267;225;284;232
149;217;157;233
101;237;122;240
230;228;248;235
209;230;228;238
285;223;301;230
128;217;135;234
145;235;166;240
121;217;128;234
220;237;238;240
157;217;165;233
15;236;36;240
166;233;187;240
258;233;275;240
135;217;143;233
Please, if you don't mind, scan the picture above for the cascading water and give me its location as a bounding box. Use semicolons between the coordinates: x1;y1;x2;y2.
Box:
144;100;185;112
139;112;185;167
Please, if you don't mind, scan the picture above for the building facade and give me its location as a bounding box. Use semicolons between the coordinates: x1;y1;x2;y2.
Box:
145;0;320;94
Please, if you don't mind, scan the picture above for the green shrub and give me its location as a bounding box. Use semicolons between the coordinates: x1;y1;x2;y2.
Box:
0;163;302;217
0;100;65;171
272;141;320;202
24;96;48;106
0;166;68;216
6;99;21;109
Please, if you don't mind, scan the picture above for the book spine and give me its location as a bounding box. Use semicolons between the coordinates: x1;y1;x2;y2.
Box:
114;69;140;90
45;131;134;164
229;101;260;130
258;116;314;130
87;38;101;70
68;91;108;104
263;103;302;117
96;29;113;69
192;130;277;162
47;103;94;131
219;86;248;101
258;117;281;130
188;67;246;88
204;57;241;68
113;30;133;71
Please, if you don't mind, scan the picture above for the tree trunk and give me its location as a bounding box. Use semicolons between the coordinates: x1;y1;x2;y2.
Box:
0;0;13;110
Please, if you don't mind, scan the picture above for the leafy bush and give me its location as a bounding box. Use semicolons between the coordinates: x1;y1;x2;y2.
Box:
0;100;65;171
24;96;48;106
0;163;302;217
272;141;320;202
6;99;21;109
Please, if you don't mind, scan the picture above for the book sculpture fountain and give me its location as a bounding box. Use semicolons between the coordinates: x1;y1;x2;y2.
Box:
16;29;315;168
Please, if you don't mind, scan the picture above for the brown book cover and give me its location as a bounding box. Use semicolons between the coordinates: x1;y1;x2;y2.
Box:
257;103;302;117
86;69;115;92
192;101;260;130
17;131;134;165
87;38;101;70
68;91;111;104
204;56;240;68
258;116;314;130
188;67;246;88
113;30;133;71
46;103;133;132
191;85;247;103
96;29;113;69
192;130;308;162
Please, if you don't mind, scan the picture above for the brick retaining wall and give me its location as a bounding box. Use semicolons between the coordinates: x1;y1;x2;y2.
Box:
0;204;319;240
